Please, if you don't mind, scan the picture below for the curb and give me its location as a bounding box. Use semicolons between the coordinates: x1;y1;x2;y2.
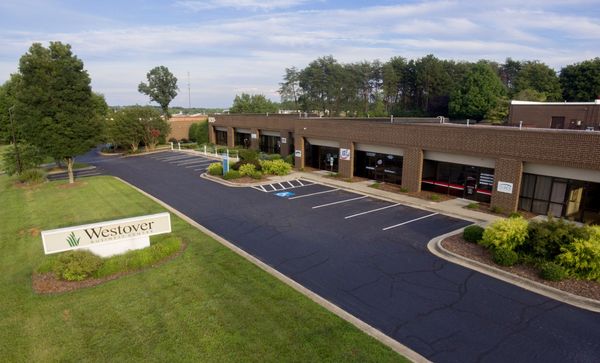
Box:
113;176;429;363
428;230;600;313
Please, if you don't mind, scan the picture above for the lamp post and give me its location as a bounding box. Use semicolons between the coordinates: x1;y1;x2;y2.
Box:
8;105;23;174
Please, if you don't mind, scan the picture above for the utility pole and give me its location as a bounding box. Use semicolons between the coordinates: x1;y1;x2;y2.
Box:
8;105;23;174
187;71;191;110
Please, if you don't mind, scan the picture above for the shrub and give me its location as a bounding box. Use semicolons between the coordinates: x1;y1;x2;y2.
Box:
232;159;262;171
17;169;46;184
508;212;522;218
399;187;409;193
284;154;295;165
238;149;258;161
249;171;263;180
188;123;199;142
466;202;479;210
480;217;528;251
260;159;292;176
2;143;44;176
207;162;223;176
490;206;503;214
556;237;600;281
539;262;568;281
52;250;103;281
239;163;256;176
520;218;589;260
463;225;485;243
429;194;441;202
223;170;242;180
492;247;519;266
369;182;380;189
95;236;181;277
259;153;282;161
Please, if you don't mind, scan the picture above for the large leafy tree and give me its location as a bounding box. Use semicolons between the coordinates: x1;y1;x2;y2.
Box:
108;106;169;152
0;75;20;144
138;66;179;117
560;58;600;101
15;42;105;183
449;62;506;120
230;93;278;114
513;61;562;101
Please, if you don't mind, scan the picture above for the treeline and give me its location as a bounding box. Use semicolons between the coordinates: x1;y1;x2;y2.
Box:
278;55;600;120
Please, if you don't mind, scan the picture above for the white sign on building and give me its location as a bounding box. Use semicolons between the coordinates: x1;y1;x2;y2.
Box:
41;213;171;257
295;150;302;157
497;182;514;194
340;148;351;161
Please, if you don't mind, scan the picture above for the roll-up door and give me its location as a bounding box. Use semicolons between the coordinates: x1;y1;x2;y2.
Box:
306;138;340;148
261;130;280;137
424;151;494;168
355;143;403;156
524;163;600;183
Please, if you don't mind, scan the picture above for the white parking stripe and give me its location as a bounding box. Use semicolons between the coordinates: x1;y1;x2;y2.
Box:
344;203;401;219
288;188;339;200
382;213;438;231
312;195;367;209
154;154;188;160
278;182;285;189
185;162;212;168
175;159;209;165
287;181;294;188
193;167;207;171
169;157;201;163
161;155;197;161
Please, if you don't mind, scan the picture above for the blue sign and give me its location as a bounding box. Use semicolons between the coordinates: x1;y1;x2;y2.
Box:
275;191;295;198
222;155;229;174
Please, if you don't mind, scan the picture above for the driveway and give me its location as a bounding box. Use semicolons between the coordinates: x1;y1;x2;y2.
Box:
86;150;600;363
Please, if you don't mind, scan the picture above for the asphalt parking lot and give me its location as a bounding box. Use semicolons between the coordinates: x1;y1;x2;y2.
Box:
89;150;600;363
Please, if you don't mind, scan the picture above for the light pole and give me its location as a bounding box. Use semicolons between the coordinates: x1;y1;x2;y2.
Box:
8;105;23;174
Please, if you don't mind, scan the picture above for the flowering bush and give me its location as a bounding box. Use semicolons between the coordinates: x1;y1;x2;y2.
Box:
260;159;292;176
480;217;528;251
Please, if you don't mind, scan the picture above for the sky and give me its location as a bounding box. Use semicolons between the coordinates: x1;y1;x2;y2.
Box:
0;0;598;107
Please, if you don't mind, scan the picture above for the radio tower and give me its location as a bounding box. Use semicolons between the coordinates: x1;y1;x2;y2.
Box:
187;71;191;111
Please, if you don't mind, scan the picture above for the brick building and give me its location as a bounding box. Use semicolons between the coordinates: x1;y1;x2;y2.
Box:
508;100;600;130
167;114;207;141
208;114;600;223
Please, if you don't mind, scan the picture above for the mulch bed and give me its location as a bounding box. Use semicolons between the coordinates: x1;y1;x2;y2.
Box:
32;243;187;294
442;234;600;301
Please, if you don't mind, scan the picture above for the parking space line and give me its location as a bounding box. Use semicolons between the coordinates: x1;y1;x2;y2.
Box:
297;180;305;186
288;188;339;199
175;159;209;165
169;157;201;163
185;162;213;168
312;195;367;209
382;213;439;231
161;155;197;161
344;203;401;219
154;154;188;160
193;167;208;171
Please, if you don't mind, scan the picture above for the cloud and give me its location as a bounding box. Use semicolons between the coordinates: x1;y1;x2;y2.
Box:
175;0;309;11
1;1;598;106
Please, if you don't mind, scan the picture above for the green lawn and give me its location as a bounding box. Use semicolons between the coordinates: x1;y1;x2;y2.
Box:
0;176;407;362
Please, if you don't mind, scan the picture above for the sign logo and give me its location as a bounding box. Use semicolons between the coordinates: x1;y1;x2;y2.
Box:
208;117;216;123
275;191;295;197
41;213;171;255
340;148;351;161
66;232;80;247
294;150;302;157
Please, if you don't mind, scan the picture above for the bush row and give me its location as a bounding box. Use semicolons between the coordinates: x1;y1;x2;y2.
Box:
463;218;599;282
208;157;292;180
38;236;182;281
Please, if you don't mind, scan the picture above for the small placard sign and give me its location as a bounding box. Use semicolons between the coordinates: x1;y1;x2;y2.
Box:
497;181;513;194
281;137;287;144
251;133;257;139
340;148;351;161
294;150;302;157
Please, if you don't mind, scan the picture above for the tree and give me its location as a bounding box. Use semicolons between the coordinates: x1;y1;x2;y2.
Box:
513;88;547;102
108;106;169;152
15;42;103;183
560;58;600;101
513;61;562;101
230;93;278;113
449;62;506;120
279;67;301;110
0;75;21;144
138;66;179;117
